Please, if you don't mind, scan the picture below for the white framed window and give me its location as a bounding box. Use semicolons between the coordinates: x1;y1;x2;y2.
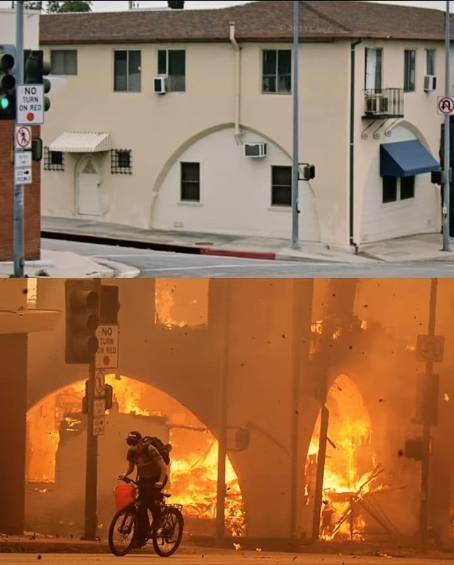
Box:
426;49;436;75
114;50;141;92
404;49;416;92
157;49;186;92
50;50;77;75
365;48;383;90
262;50;291;94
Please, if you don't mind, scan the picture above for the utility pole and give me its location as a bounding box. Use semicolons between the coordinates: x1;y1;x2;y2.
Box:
14;1;24;277
84;353;98;540
216;280;230;545
311;405;329;540
442;0;451;251
291;0;300;249
419;279;438;547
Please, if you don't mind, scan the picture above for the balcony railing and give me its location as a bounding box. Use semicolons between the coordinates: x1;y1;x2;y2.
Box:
363;88;404;119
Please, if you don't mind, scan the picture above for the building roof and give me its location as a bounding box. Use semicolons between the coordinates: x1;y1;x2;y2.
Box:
39;1;450;45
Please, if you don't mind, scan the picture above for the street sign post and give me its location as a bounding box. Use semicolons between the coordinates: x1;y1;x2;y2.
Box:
94;369;106;396
93;398;106;418
95;325;119;369
438;96;454;115
16;84;44;124
15;125;32;150
14;166;31;185
15;151;31;168
93;416;105;436
416;334;444;362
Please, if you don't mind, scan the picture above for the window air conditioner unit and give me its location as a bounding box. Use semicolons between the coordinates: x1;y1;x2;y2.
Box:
365;94;388;115
154;76;167;95
424;75;436;92
244;142;267;158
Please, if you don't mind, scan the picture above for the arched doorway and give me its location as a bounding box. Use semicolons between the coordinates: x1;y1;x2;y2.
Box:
305;374;380;541
26;375;245;538
76;155;102;216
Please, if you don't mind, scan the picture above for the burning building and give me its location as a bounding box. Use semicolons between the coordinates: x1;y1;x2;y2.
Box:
1;278;454;549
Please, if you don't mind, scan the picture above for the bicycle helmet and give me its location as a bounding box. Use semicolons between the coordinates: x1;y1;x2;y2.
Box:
126;430;142;446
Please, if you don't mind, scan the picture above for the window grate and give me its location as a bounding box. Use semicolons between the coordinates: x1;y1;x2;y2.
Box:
111;149;133;174
44;146;64;171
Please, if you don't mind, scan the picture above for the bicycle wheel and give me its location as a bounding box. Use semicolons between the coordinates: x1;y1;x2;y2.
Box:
108;504;137;556
152;506;184;557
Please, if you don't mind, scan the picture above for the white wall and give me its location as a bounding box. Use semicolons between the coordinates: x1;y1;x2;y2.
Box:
0;9;40;48
152;127;320;240
354;40;443;244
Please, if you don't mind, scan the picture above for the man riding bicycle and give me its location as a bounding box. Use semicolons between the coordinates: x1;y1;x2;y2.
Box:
119;431;170;548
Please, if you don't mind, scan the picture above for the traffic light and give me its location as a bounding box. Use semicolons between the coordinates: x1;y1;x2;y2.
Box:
100;286;120;324
24;50;51;112
104;384;114;410
301;164;316;181
0;45;16;120
31;138;43;162
65;280;100;364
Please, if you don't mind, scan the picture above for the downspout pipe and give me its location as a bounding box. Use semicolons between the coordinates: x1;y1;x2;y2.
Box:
349;39;362;253
229;22;242;141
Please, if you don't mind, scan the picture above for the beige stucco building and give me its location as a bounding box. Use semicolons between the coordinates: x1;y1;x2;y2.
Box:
39;1;448;248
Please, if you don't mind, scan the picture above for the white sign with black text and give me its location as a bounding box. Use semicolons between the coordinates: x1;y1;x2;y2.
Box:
95;325;119;369
17;84;44;125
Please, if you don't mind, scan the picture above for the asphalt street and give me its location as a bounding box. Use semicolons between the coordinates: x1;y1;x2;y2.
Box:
0;553;453;565
42;239;454;278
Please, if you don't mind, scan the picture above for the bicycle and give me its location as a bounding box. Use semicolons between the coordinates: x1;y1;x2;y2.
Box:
108;476;184;558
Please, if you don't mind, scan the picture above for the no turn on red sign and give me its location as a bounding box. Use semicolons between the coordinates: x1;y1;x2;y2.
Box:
16;84;44;125
95;325;119;369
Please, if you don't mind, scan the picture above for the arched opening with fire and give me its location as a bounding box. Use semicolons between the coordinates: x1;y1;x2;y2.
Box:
305;374;394;541
26;375;245;537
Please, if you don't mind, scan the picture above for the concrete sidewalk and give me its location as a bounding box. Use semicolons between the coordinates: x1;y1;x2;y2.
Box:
0;249;139;278
42;217;454;264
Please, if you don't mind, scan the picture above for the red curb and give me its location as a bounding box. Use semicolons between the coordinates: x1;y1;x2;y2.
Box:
200;248;276;260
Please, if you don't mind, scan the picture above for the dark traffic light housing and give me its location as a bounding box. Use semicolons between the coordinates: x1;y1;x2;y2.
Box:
0;45;16;120
300;163;316;181
65;280;100;364
100;285;120;324
24;50;51;112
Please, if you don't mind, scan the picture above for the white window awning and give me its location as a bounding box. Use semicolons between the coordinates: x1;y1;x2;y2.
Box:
49;132;112;153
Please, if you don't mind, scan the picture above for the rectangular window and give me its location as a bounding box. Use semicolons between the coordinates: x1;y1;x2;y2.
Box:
111;149;132;174
382;176;397;203
114;50;141;92
400;176;415;199
404;49;416;92
426;48;436;76
365;48;383;90
157;49;186;92
271;166;292;206
262;50;291;94
44;147;64;171
181;162;200;202
50;50;77;75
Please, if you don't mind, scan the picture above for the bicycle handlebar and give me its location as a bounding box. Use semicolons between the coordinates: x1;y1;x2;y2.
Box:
118;475;138;486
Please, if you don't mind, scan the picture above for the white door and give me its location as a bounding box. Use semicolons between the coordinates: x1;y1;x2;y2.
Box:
77;156;102;216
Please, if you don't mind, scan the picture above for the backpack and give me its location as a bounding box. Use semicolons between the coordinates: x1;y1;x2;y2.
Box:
143;436;171;466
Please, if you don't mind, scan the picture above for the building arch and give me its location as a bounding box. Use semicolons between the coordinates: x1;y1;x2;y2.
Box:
149;123;321;241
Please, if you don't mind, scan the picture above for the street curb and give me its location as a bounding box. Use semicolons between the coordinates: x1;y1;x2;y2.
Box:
93;258;140;278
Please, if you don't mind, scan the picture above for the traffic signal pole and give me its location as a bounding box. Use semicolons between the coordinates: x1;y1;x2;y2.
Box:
84;353;98;540
442;0;451;251
419;279;438;547
291;0;300;249
13;1;24;277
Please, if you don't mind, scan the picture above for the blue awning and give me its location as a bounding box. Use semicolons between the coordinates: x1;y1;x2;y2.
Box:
380;140;440;177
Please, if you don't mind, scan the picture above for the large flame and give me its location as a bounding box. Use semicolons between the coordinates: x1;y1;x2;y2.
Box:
155;279;209;328
306;374;379;540
26;376;245;536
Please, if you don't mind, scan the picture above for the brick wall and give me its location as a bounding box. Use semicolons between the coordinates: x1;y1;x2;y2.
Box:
0;121;41;261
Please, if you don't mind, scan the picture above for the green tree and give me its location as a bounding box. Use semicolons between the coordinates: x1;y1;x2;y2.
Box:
24;1;43;10
47;1;92;13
